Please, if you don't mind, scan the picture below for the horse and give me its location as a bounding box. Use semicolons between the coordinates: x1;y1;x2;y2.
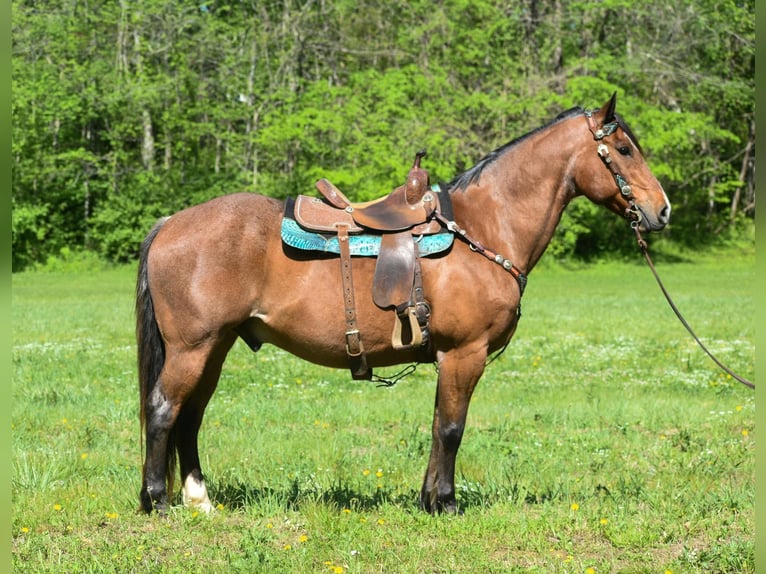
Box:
136;93;670;514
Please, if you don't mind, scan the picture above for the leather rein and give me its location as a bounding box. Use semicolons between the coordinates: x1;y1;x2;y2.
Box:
586;111;755;391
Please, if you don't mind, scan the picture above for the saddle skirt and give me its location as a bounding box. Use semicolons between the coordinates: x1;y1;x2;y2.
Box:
280;195;454;257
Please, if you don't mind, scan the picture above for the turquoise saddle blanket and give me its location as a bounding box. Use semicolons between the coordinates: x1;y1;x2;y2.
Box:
281;214;454;257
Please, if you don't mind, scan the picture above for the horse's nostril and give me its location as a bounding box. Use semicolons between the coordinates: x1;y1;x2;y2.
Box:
659;204;671;224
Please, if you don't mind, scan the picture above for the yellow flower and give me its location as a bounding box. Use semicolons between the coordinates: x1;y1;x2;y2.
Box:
332;567;344;574
599;518;608;525
377;519;386;525
20;527;29;533
735;405;743;411
375;470;384;478
53;504;62;511
266;522;274;529
362;469;371;476
104;512;118;519
586;568;596;574
299;534;308;543
665;570;673;574
570;503;579;511
216;503;224;510
80;453;88;460
342;508;351;514
741;429;749;436
283;544;292;550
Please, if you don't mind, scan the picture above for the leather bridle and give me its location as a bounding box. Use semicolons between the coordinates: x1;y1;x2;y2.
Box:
584;110;643;226
585;110;754;390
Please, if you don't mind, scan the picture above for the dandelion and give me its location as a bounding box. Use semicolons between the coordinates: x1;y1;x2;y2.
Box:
216;503;224;510
342;508;351;514
283;544;292;550
570;503;579;511
599;518;608;525
664;570;673;574
53;504;62;511
332;567;344;573
741;429;749;437
80;453;88;460
104;512;118;519
586;568;596;574
377;518;386;525
191;511;199;518
362;469;371;476
20;527;29;533
266;522;274;529
735;405;743;412
375;469;384;478
299;534;308;543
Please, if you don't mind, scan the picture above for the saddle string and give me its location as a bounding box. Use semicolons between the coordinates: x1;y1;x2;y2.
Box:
632;225;754;390
372;363;418;387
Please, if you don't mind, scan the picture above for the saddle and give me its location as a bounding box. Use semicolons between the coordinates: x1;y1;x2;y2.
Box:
285;151;450;380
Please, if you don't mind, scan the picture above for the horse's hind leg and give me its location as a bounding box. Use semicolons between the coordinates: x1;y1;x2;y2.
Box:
175;337;236;512
140;336;235;513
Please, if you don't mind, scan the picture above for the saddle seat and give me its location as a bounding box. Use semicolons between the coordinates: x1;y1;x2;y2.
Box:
313;150;436;232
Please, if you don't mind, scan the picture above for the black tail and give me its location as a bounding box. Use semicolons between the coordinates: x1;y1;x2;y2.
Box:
136;217;175;494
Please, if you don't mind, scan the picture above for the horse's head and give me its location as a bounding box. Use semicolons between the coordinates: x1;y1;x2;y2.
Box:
574;93;671;232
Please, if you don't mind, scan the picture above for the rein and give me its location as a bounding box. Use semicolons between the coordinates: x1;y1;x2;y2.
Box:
585;109;754;390
632;226;755;390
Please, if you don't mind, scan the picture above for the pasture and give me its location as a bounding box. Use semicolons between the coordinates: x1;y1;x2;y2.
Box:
12;248;754;573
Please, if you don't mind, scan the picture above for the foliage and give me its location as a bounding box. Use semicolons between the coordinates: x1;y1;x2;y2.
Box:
12;254;754;571
12;0;754;269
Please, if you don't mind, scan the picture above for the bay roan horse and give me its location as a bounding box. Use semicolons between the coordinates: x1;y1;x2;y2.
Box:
136;94;670;514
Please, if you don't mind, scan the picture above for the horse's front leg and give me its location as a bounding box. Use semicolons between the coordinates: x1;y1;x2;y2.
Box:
420;344;487;514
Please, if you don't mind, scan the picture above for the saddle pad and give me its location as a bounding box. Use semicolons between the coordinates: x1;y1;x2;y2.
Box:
281;217;454;257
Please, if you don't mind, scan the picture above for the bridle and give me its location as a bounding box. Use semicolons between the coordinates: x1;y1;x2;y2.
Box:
585;110;755;390
584;110;643;226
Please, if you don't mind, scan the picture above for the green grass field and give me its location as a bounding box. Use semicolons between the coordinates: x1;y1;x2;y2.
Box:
12;249;754;573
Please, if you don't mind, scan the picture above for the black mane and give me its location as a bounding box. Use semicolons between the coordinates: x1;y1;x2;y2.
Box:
447;107;584;192
445;106;643;192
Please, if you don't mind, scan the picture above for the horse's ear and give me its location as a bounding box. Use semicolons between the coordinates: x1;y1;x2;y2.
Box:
596;92;618;124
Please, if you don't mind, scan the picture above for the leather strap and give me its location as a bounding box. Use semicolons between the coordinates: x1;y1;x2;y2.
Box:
633;226;754;390
337;224;370;380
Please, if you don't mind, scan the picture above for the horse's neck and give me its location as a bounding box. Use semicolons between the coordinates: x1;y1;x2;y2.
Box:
450;128;579;274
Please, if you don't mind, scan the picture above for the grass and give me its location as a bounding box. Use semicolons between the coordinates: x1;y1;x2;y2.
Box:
12;247;754;573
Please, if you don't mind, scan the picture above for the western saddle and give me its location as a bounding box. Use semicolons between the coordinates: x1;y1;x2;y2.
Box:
288;151;449;380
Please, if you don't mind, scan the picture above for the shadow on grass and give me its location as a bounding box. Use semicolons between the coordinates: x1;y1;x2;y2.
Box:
208;475;577;514
209;478;422;512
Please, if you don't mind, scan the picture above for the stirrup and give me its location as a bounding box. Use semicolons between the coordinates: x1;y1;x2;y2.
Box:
391;306;423;350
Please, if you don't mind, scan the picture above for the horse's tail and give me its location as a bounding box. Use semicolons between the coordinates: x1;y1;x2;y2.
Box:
136;217;175;493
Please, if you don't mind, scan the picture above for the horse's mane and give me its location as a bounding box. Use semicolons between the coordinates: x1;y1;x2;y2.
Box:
446;106;643;192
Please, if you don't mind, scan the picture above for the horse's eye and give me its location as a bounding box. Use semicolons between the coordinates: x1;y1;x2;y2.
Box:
618;146;632;156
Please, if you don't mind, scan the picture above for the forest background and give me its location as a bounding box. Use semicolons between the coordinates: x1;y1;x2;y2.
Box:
11;0;754;271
